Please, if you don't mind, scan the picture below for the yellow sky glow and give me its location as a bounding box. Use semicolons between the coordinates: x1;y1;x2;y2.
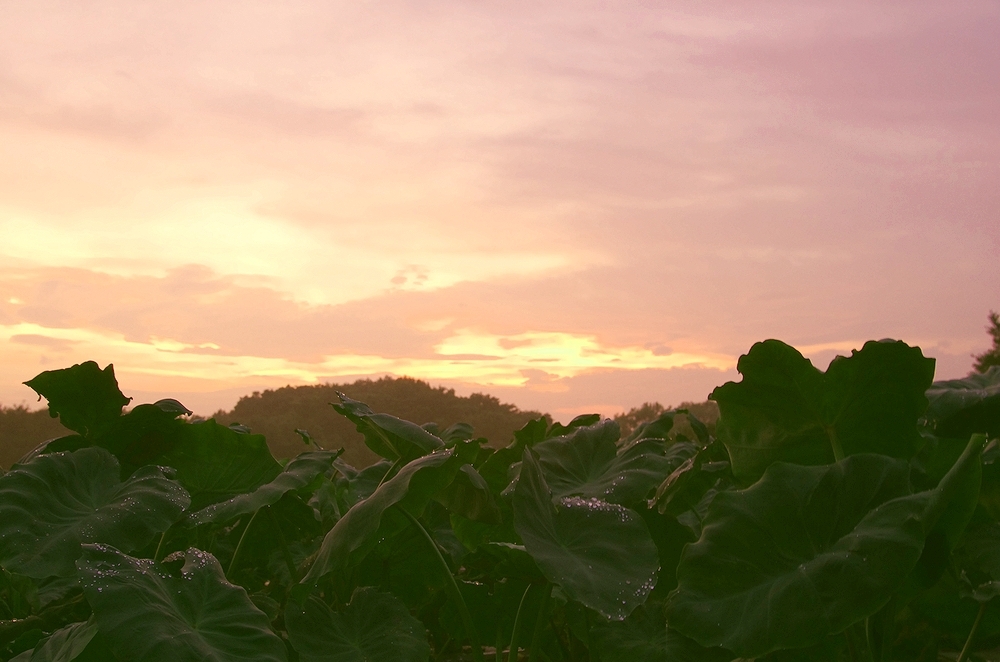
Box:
1;322;734;399
2;2;998;419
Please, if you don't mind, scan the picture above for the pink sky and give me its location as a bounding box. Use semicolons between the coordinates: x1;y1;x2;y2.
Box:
2;1;998;421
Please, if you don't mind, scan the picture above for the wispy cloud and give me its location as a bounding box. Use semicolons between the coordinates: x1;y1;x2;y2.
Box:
1;1;998;417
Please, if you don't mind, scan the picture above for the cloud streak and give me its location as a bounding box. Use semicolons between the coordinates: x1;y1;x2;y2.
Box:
1;1;997;418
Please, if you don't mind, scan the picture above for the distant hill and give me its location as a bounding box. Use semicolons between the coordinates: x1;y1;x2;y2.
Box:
613;400;720;439
0;405;71;469
0;375;718;470
211;376;547;466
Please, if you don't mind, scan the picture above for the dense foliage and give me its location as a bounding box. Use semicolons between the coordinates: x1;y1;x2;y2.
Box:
212;377;545;466
0;376;545;470
1;338;998;661
973;311;1000;374
611;401;718;441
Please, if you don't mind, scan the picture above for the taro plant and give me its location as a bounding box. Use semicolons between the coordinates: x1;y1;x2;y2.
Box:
0;341;997;662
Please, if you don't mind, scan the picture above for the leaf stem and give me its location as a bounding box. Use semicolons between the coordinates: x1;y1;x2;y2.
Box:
374;457;403;491
265;506;297;582
508;584;533;662
527;583;552;661
826;425;845;462
924;433;988;530
873;596;897;662
153;530;169;562
399;507;485;662
227;508;262;579
0;593;87;647
957;601;988;662
845;622;873;662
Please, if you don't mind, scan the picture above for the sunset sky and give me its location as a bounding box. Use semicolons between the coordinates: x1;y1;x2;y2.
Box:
2;1;998;421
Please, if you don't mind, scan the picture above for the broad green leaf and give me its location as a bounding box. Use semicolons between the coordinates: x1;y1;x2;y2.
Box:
979;443;1000;521
431;421;475;444
434;464;502;524
639;506;698;597
712;339;934;484
528;420;677;507
923;366;1000;439
285;588;429;662
909;569;1000;648
546;413;601;438
159;419;282;509
590;606;731;662
188;450;341;526
651;439;731;517
437;580;508;648
902;434;982;592
667;434;986;657
302;443;475;584
952;521;1000;605
77;544;286;662
625;410;676;443
353;520;448;608
92;402;189;469
752;637;844;662
21;399;192;473
332;394;443;462
9;617;113;662
332;458;393;509
13;435;85;468
668;455;918;656
512;448;659;620
0;447;189;578
1;569;39;619
23;362;130;438
476;418;547;496
958;521;1000;582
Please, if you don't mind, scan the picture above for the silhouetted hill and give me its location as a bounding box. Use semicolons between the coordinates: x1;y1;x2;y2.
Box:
212;376;548;466
0;405;72;469
1;375;719;470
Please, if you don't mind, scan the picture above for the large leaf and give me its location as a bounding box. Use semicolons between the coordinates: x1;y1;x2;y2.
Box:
285;588;429;662
546;413;601;438
668;455;917;656
8;617;113;662
512;447;659;620
590;606;732;662
667;434;986;657
903;434;983;592
712;339;934;484
476;418;548;496
434;463;502;524
158;419;282;509
332;394;443;462
23;362;131;438
77;544;286;662
92;401;190;469
651;439;731;518
527;419;677;507
302;443;476;584
923;366;1000;439
0;447;189;578
188;450;341;526
331;459;392;509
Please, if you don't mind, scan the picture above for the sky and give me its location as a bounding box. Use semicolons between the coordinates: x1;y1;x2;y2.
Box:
1;1;998;421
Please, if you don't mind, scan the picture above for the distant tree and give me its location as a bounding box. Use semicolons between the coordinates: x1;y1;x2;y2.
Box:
972;311;1000;374
613;400;719;440
613;402;666;439
0;405;71;469
214;376;546;466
